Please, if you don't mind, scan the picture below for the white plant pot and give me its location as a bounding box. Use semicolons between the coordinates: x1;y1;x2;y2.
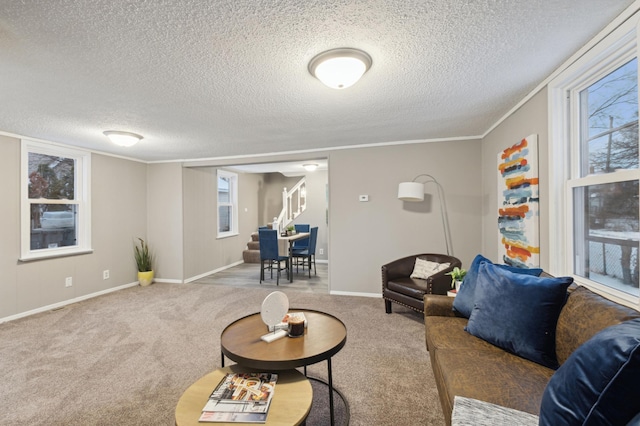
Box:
455;280;462;291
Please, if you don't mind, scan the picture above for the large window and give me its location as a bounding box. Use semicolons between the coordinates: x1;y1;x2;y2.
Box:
549;15;639;304
217;170;238;238
21;139;91;260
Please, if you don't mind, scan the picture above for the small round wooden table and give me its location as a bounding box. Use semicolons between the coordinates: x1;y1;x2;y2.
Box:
220;309;347;426
175;365;312;426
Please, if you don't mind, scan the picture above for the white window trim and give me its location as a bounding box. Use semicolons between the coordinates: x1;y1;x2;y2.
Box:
548;13;640;307
20;139;92;261
217;169;238;238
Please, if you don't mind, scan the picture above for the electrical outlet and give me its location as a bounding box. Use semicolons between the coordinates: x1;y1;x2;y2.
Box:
103;270;110;280
65;277;72;287
319;248;324;255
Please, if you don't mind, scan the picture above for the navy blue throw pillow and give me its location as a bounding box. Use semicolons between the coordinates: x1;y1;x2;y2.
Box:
453;254;543;318
465;263;572;368
539;318;640;426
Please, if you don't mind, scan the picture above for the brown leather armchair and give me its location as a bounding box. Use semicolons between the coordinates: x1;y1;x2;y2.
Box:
382;253;461;314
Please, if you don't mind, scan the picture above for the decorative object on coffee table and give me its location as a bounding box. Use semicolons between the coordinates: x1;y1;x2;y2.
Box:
260;291;289;343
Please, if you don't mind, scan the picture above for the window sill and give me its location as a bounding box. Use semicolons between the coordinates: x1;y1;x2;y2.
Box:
217;232;239;240
19;249;94;262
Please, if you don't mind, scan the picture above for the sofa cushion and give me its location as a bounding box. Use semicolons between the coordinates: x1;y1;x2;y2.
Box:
434;348;555;417
539;318;640;426
555;285;640;364
387;277;430;299
453;254;543;318
425;316;496;353
465;263;573;369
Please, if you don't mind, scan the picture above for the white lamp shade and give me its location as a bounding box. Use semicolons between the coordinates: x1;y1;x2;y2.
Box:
398;182;425;202
309;48;372;90
103;131;143;147
314;57;367;89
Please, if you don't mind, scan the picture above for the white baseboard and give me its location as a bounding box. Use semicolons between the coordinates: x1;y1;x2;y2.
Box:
0;281;139;324
330;290;381;298
183;260;245;284
153;278;184;284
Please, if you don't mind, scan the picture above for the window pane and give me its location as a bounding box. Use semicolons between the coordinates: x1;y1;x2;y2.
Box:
573;181;639;296
28;153;75;199
580;59;638;176
30;204;77;250
218;206;231;232
218;176;230;203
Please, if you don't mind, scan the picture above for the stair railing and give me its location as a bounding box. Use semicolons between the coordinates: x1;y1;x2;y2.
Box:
272;178;306;233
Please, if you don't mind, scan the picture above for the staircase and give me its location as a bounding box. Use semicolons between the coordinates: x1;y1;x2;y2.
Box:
242;177;307;264
242;232;262;264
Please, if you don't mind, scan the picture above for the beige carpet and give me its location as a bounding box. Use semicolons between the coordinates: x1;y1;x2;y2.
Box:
0;282;445;425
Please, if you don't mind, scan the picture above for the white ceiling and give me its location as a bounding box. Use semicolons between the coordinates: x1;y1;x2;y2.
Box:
0;1;635;162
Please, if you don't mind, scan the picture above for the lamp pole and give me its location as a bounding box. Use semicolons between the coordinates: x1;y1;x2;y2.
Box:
398;174;454;256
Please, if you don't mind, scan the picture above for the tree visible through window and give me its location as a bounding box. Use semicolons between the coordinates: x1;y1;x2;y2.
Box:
21;140;91;260
573;58;639;297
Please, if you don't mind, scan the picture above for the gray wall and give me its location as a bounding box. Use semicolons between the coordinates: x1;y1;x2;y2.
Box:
182;166;261;280
480;88;550;270
147;163;184;281
0;134;147;319
328;140;482;294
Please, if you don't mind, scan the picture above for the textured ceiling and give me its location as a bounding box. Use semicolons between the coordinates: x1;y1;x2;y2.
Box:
0;1;635;162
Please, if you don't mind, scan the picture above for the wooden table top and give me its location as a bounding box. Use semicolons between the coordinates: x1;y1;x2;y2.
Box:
278;232;309;242
221;310;347;370
175;365;312;426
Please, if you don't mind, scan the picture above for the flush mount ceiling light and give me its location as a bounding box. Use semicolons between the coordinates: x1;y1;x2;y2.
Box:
103;130;143;147
303;163;319;172
308;48;372;89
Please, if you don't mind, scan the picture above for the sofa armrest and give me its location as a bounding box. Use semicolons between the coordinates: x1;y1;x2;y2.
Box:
424;294;457;317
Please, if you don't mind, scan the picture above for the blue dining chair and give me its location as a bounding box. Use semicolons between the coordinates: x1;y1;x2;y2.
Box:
292;224;310;251
258;229;289;285
292;227;318;278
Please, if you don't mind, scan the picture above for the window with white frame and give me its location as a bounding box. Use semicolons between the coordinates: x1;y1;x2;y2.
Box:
549;14;639;303
21;139;92;260
217;170;238;238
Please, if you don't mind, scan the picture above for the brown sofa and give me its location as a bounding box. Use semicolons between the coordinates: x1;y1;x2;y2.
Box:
382;253;461;314
424;284;640;425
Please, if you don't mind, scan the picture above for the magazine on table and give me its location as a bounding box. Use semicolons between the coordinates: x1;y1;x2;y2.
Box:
198;372;278;423
267;311;307;332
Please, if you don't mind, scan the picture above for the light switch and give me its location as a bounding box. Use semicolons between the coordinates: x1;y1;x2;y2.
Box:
359;195;369;202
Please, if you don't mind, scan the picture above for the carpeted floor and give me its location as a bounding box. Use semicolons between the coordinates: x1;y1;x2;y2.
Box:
0;282;445;425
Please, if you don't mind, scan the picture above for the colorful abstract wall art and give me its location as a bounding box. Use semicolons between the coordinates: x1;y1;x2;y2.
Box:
497;134;540;268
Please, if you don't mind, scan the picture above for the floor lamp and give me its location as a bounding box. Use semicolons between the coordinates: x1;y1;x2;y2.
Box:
398;174;454;256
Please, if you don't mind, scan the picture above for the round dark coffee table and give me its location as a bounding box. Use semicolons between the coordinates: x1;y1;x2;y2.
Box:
220;309;347;425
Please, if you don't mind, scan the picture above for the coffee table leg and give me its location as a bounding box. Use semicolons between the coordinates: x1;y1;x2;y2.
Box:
328;357;335;426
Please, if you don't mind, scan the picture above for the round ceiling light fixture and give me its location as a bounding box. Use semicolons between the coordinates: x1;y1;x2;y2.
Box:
103;130;143;147
303;163;319;172
308;48;372;89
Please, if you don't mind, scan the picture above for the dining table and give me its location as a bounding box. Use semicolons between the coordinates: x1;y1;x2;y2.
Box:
278;232;310;282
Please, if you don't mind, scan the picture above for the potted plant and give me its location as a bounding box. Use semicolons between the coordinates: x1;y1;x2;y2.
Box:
134;237;154;286
286;225;296;236
446;267;466;291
